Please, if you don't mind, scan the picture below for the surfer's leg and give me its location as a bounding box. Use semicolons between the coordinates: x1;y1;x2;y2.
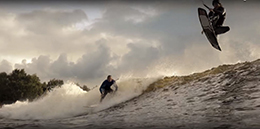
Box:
100;88;107;102
108;88;114;93
215;26;230;35
216;17;225;27
100;93;107;102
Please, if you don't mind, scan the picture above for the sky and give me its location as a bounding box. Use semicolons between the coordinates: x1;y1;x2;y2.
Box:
0;0;259;87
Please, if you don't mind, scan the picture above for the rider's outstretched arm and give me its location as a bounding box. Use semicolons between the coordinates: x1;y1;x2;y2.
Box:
113;82;118;92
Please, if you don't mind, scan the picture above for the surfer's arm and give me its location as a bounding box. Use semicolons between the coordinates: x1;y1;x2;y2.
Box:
100;80;106;88
213;7;225;15
113;82;118;92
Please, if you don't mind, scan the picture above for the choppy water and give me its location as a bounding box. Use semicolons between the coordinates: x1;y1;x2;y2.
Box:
1;60;260;129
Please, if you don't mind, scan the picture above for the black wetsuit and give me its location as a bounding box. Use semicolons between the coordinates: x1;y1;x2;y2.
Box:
208;6;230;35
99;79;115;95
209;6;226;27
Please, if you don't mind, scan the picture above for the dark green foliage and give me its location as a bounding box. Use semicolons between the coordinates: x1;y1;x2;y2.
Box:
46;79;64;91
0;72;9;104
0;69;64;105
75;83;90;92
82;85;90;92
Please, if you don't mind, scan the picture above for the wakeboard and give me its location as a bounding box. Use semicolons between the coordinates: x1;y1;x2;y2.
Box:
198;8;221;51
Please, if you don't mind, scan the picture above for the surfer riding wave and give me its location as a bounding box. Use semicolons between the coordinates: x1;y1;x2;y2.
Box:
99;75;118;102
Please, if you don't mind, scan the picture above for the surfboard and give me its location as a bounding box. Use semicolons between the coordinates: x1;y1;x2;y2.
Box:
84;104;99;108
198;8;221;51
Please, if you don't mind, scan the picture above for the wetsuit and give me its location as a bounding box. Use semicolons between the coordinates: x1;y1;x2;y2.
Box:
99;79;116;95
208;6;230;35
99;79;118;102
208;6;226;28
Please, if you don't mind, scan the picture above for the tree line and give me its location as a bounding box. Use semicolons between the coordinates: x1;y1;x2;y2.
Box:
0;69;64;107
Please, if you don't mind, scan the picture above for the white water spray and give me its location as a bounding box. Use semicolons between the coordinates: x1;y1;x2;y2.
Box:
0;77;158;119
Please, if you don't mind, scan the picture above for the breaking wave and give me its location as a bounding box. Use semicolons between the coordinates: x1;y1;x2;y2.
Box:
0;77;159;119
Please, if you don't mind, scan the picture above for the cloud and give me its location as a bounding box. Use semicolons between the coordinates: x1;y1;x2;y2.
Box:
0;9;90;60
16;9;88;34
15;55;52;80
14;42;114;85
118;42;160;75
0;60;13;73
0;1;259;86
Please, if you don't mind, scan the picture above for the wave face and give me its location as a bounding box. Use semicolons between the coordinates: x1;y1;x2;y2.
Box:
0;77;158;119
91;59;260;129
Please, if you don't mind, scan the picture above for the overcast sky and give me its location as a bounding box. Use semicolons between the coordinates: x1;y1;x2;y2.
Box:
0;0;259;86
